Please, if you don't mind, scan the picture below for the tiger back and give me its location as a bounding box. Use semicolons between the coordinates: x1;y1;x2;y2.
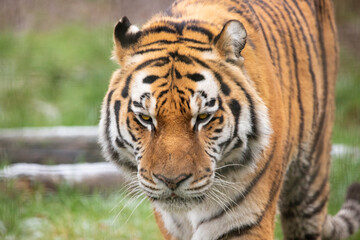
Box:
99;0;360;239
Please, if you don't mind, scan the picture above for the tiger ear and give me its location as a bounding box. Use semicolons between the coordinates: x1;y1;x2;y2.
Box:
113;16;142;64
214;20;247;62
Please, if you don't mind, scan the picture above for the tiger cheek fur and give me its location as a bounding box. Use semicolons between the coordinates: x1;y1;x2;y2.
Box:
99;0;360;240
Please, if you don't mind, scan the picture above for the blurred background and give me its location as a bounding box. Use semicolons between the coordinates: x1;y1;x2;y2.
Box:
0;0;359;239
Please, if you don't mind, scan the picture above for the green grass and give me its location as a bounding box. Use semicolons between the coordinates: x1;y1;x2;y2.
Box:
0;25;115;128
0;153;359;240
333;48;360;146
0;184;162;240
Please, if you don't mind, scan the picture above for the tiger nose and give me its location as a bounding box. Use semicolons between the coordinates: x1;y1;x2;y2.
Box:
153;173;192;190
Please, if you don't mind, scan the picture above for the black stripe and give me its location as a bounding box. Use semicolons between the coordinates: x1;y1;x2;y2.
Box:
205;99;216;107
105;90;115;149
186;87;195;95
199;91;207;98
175;69;182;79
205;150;217;160
175;87;186;95
157;90;169;100
306;173;328;205
233;138;243;149
343;205;360;219
135;57;170;71
214;72;231;96
140;93;150;101
166;20;187;34
214;128;223;133
126;117;138;142
187;46;212;52
143;26;176;35
326;7;337;43
215;223;254;240
115;138;124;148
178;37;207;44
132;115;145;130
303;195;328;218
143;75;160;84
157;98;168;112
158;82;168;88
133;48;166;55
132;101;143;108
338;214;354;235
208;115;224;126
303;0;316;15
186;73;204;82
186;25;213;41
169;51;193;64
191;56;210;68
121;74;132;98
114;100;122;139
141;39;179;47
228;99;241;137
304;234;321;240
234;81;258;138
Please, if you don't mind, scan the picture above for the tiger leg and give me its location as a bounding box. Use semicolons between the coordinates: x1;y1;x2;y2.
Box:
154;209;177;240
279;131;332;239
280;144;360;239
223;200;279;240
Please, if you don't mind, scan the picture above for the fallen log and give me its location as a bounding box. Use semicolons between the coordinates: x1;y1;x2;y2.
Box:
0;162;127;193
0;126;103;164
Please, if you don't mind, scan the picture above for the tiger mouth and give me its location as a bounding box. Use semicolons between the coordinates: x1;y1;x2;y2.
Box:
149;195;206;205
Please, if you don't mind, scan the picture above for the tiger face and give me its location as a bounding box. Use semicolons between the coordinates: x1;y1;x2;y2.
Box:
99;16;271;211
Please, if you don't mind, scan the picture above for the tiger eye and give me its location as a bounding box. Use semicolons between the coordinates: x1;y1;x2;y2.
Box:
198;113;209;120
141;114;151;121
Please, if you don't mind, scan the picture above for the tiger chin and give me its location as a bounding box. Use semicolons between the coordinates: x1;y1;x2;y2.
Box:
99;0;360;239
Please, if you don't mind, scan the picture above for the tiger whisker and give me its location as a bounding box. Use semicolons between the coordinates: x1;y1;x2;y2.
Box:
124;196;148;224
215;163;247;170
112;191;146;225
110;187;143;213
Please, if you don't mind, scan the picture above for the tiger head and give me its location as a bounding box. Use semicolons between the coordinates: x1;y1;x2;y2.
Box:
99;16;271;211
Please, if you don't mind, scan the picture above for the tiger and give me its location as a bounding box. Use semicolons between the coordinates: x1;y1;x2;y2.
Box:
98;0;360;239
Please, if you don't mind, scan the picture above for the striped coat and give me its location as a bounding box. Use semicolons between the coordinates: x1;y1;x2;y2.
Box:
99;0;360;239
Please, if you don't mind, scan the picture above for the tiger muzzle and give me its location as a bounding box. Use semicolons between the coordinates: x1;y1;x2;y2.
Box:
153;173;193;190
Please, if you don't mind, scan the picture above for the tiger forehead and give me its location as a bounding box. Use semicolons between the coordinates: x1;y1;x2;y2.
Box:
138;19;219;47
